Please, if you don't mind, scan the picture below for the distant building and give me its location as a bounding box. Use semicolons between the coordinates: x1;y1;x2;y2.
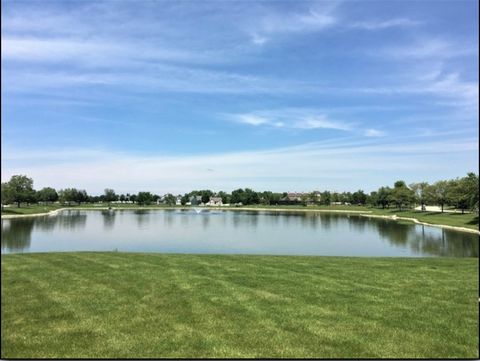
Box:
286;192;304;201
208;197;223;206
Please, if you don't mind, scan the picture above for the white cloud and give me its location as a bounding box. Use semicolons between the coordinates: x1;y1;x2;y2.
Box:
2;139;477;194
227;110;353;132
381;38;475;60
364;129;386;137
351;18;420;30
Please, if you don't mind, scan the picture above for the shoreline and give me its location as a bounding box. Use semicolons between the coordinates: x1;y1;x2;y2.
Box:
2;206;479;235
358;214;480;235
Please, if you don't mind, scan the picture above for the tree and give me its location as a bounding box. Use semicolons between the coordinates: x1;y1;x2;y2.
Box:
231;189;245;204
4;175;35;207
164;193;176;206
366;191;378;206
181;193;189;206
244;188;259;205
217;191;231;204
409;182;429;211
1;182;13;206
447;174;479;214
376;187;392;209
36;187;58;204
104;188;118;203
137;192;153;205
200;190;213;204
321;191;331;205
58;188;87;205
463;172;479;212
352;190;367;205
426;180;449;213
391;181;414;211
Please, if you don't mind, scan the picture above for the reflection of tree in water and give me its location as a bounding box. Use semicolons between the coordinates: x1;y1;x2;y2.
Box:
32;215;58;232
201;214;210;229
56;212;87;230
318;214;333;231
230;211;261;229
133;210;150;227
164;210;175;228
1;218;34;252
101;210;116;230
410;227;478;257
375;219;412;247
346;215;367;233
374;219;478;257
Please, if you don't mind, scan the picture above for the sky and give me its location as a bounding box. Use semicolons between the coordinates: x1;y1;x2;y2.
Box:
1;0;479;195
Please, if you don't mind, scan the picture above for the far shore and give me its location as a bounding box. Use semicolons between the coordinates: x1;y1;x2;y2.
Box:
2;204;479;235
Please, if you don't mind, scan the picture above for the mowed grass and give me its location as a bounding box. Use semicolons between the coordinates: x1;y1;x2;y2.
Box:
1;204;63;215
1;253;478;358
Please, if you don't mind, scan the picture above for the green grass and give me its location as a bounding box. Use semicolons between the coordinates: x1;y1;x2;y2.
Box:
367;209;479;230
0;204;64;215
2;252;478;358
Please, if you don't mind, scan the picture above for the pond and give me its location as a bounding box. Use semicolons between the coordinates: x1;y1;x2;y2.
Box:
1;209;478;257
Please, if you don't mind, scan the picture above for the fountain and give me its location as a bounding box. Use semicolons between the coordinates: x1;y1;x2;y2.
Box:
191;196;203;214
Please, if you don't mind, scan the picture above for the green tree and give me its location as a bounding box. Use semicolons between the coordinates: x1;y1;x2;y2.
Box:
366;191;377;206
104;188;118;203
244;188;259;205
181;193;189;206
426;180;449;213
447;174;479;214
463;172;479;212
391;181;415;211
5;175;35;207
137;192;153;205
36;187;59;204
164;193;176;206
217;191;231;204
321;191;331;205
1;182;13;206
352;190;367;205
376;186;392;209
200;190;213;204
231;189;245;204
58;188;87;205
409;182;429;211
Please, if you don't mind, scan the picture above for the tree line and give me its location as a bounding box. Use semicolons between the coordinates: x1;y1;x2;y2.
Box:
1;173;478;213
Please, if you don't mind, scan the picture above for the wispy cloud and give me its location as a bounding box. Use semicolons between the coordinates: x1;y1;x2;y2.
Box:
350;18;420;30
364;129;386;137
228;110;353;131
381;38;476;59
246;4;338;45
3;139;477;194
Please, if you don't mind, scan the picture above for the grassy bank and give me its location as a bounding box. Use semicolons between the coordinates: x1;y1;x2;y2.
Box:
2;203;478;231
2;252;478;358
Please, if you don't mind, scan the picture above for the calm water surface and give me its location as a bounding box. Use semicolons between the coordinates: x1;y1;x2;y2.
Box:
1;209;478;257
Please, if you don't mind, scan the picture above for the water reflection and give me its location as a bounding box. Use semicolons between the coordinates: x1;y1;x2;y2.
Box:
1;210;478;257
101;210;116;230
2;218;34;252
133;210;150;227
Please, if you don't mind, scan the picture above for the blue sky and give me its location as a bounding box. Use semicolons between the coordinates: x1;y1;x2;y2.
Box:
1;0;478;194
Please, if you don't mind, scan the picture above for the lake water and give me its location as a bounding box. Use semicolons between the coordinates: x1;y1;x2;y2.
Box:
1;209;478;257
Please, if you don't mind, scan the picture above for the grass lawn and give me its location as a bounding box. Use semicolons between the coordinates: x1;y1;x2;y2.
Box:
0;204;64;215
1;252;478;358
368;209;479;230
